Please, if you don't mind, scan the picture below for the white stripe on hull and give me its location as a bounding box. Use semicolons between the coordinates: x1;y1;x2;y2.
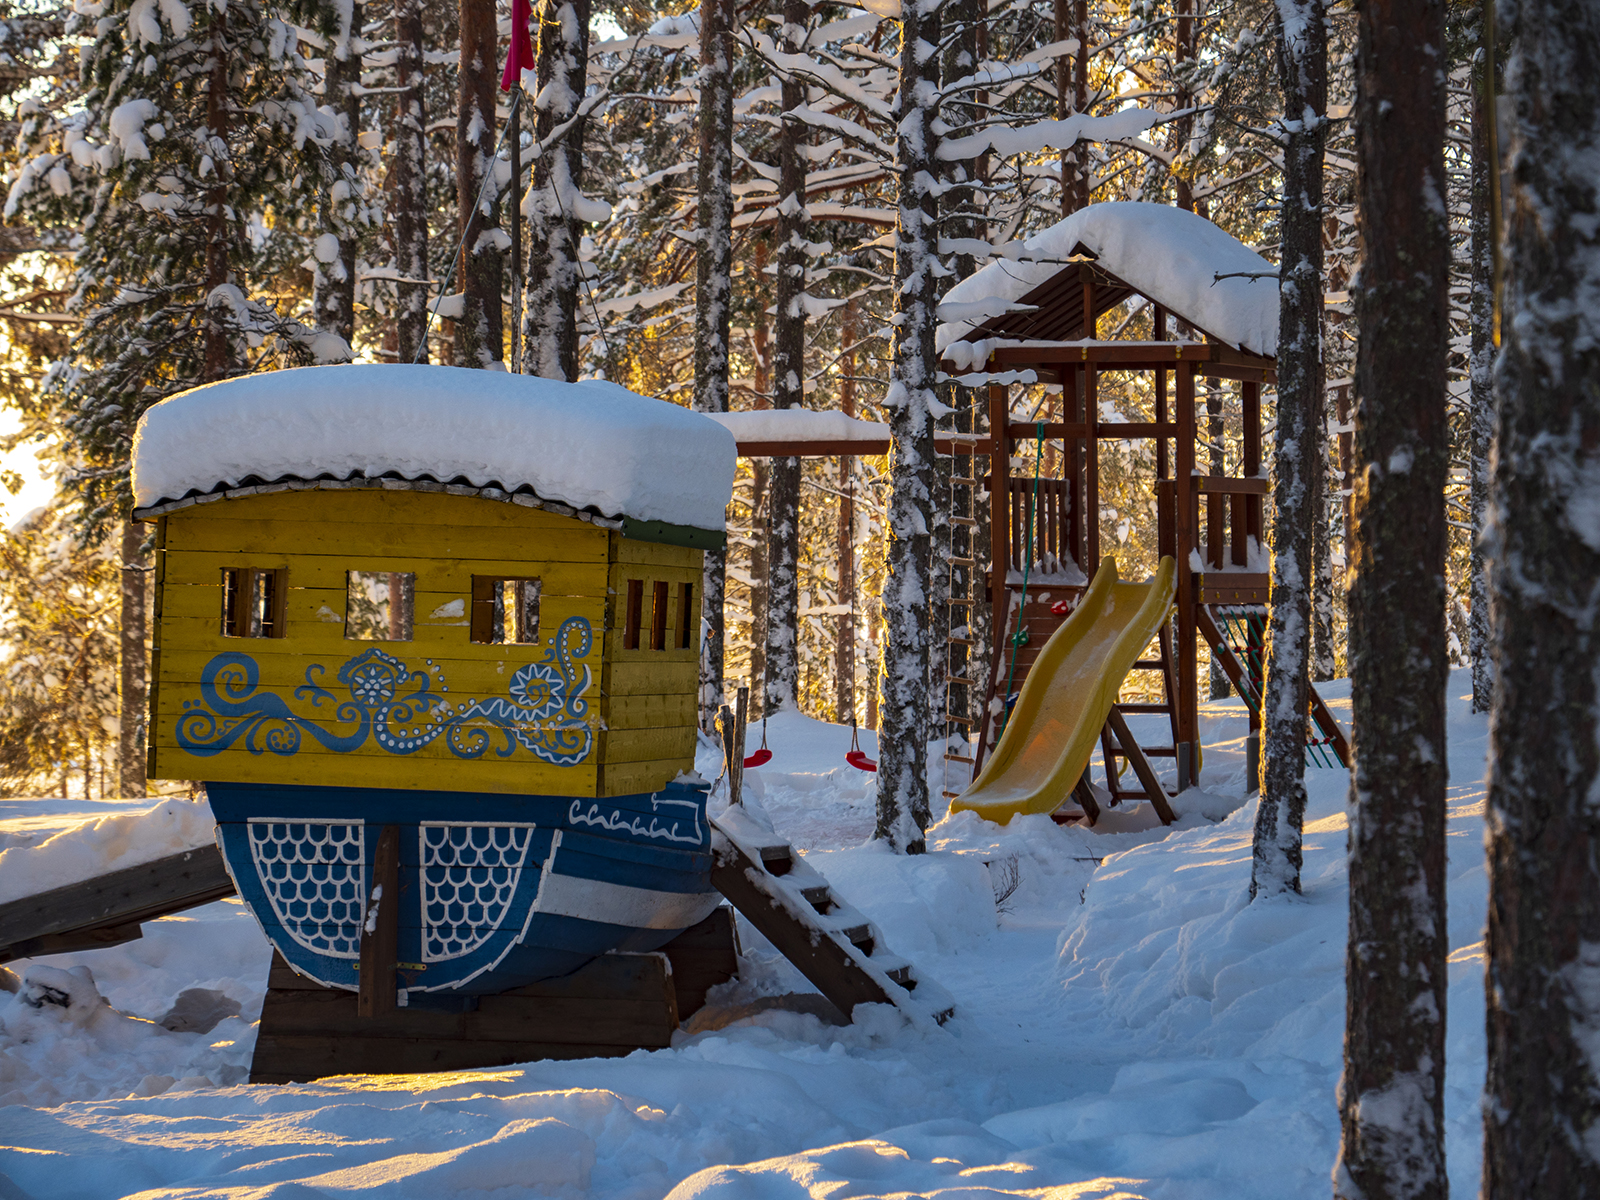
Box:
533;870;721;930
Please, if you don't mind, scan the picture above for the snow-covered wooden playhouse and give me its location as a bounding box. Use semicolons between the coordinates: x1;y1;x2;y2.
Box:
131;366;738;1009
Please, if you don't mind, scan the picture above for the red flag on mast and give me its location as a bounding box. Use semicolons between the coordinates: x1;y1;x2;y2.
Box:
501;0;533;91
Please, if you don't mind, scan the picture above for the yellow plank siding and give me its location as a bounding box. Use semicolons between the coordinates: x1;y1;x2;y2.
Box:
607;660;699;698
601;757;697;798
161;550;609;594
611;537;704;569
165;486;611;532
153;594;604;655
601;726;697;765
605;693;696;730
151;729;599;795
164;517;607;562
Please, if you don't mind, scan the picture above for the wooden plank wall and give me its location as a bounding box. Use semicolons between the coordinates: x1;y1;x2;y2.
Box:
151;489;612;795
600;537;701;797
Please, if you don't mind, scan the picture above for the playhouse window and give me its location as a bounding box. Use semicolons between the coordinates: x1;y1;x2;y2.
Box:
470;577;542;644
345;571;414;641
678;582;695;650
221;568;286;639
623;580;644;650
650;581;670;650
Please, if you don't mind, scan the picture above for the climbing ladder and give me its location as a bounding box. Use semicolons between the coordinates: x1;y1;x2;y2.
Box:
1199;604;1350;770
709;807;954;1025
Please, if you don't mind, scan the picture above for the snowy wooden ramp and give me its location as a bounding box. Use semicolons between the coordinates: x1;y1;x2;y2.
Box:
710;809;954;1026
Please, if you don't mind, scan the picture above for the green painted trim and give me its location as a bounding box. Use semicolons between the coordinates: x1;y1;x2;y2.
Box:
620;517;725;550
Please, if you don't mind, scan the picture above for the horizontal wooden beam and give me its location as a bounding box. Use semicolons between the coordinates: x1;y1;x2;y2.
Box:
0;843;236;964
1197;573;1271;605
1195;475;1269;494
734;438;994;458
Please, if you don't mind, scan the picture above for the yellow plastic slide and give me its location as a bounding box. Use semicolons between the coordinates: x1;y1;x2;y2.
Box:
951;555;1177;824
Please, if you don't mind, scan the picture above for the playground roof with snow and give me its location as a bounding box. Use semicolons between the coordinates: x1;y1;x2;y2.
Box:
130;364;739;534
936;202;1279;366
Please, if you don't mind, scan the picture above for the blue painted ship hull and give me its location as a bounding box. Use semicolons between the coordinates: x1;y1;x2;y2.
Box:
208;777;719;999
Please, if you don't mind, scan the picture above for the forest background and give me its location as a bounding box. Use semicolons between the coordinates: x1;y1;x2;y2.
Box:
0;0;1489;799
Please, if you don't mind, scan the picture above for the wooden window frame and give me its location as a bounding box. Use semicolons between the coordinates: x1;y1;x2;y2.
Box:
471;576;543;645
221;568;287;639
677;582;695;650
650;581;670;651
623;579;644;650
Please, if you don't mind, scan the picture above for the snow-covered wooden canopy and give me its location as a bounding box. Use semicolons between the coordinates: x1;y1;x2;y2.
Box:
131;364;739;534
936;202;1279;365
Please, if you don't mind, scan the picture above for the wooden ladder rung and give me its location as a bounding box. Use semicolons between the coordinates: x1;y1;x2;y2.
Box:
948;636;975;646
944;751;974;763
949;516;979;526
944;712;973;724
945;675;977;686
1116;703;1172;713
950;476;977;486
947;597;973;606
947;556;976;565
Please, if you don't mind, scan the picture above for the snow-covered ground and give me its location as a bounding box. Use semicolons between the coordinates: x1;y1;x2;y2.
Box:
0;673;1493;1200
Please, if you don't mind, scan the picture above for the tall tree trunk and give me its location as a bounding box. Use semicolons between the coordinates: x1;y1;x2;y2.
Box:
694;0;736;731
203;7;231;381
523;0;594;380
1334;0;1451;1193
1252;0;1325;900
118;521;146;798
315;0;361;356
1468;62;1494;714
876;0;944;854
1310;391;1337;681
1056;0;1089;213
456;0;504;367
390;0;429;363
835;297;859;724
1173;0;1196;211
749;256;771;704
1483;0;1600;1190
764;0;808;715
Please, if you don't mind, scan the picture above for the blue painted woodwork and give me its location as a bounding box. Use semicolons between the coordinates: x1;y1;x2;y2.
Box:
209;776;718;997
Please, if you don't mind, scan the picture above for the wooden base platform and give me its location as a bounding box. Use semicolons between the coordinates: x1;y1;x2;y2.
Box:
251;907;739;1083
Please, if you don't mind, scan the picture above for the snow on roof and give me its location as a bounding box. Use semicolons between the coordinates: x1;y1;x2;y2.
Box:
131;365;738;532
936;201;1279;358
706;409;889;444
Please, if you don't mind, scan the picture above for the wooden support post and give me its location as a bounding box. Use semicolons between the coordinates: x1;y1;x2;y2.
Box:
1336;382;1354;553
1065;368;1082;565
1105;707;1176;825
1174;363;1199;787
988;382;1010;622
1242;380;1262;544
1071;771;1101;825
1085;362;1100;577
358;824;400;1019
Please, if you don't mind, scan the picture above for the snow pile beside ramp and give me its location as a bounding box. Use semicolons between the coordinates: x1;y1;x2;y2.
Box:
131;365;738;533
0;798;214;906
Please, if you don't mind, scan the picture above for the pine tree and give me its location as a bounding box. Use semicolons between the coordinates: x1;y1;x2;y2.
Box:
1467;43;1494;713
1334;0;1451;1194
762;0;809;715
389;0;429;361
693;0;735;729
309;0;371;353
1483;0;1600;1188
876;0;943;854
1252;0;1326;899
454;0;503;367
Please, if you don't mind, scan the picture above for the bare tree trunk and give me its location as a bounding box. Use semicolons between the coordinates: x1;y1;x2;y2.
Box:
764;0;808;715
876;0;944;853
1056;0;1089;213
836;298;859;724
118;521;146;798
315;0;362;355
749;269;771;703
1334;0;1451;1192
1172;0;1196;211
1311;382;1337;680
694;0;736;731
456;0;503;367
390;0;429;363
1483;0;1600;1190
203;6;232;381
1468;62;1495;714
523;0;594;380
1252;0;1324;900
